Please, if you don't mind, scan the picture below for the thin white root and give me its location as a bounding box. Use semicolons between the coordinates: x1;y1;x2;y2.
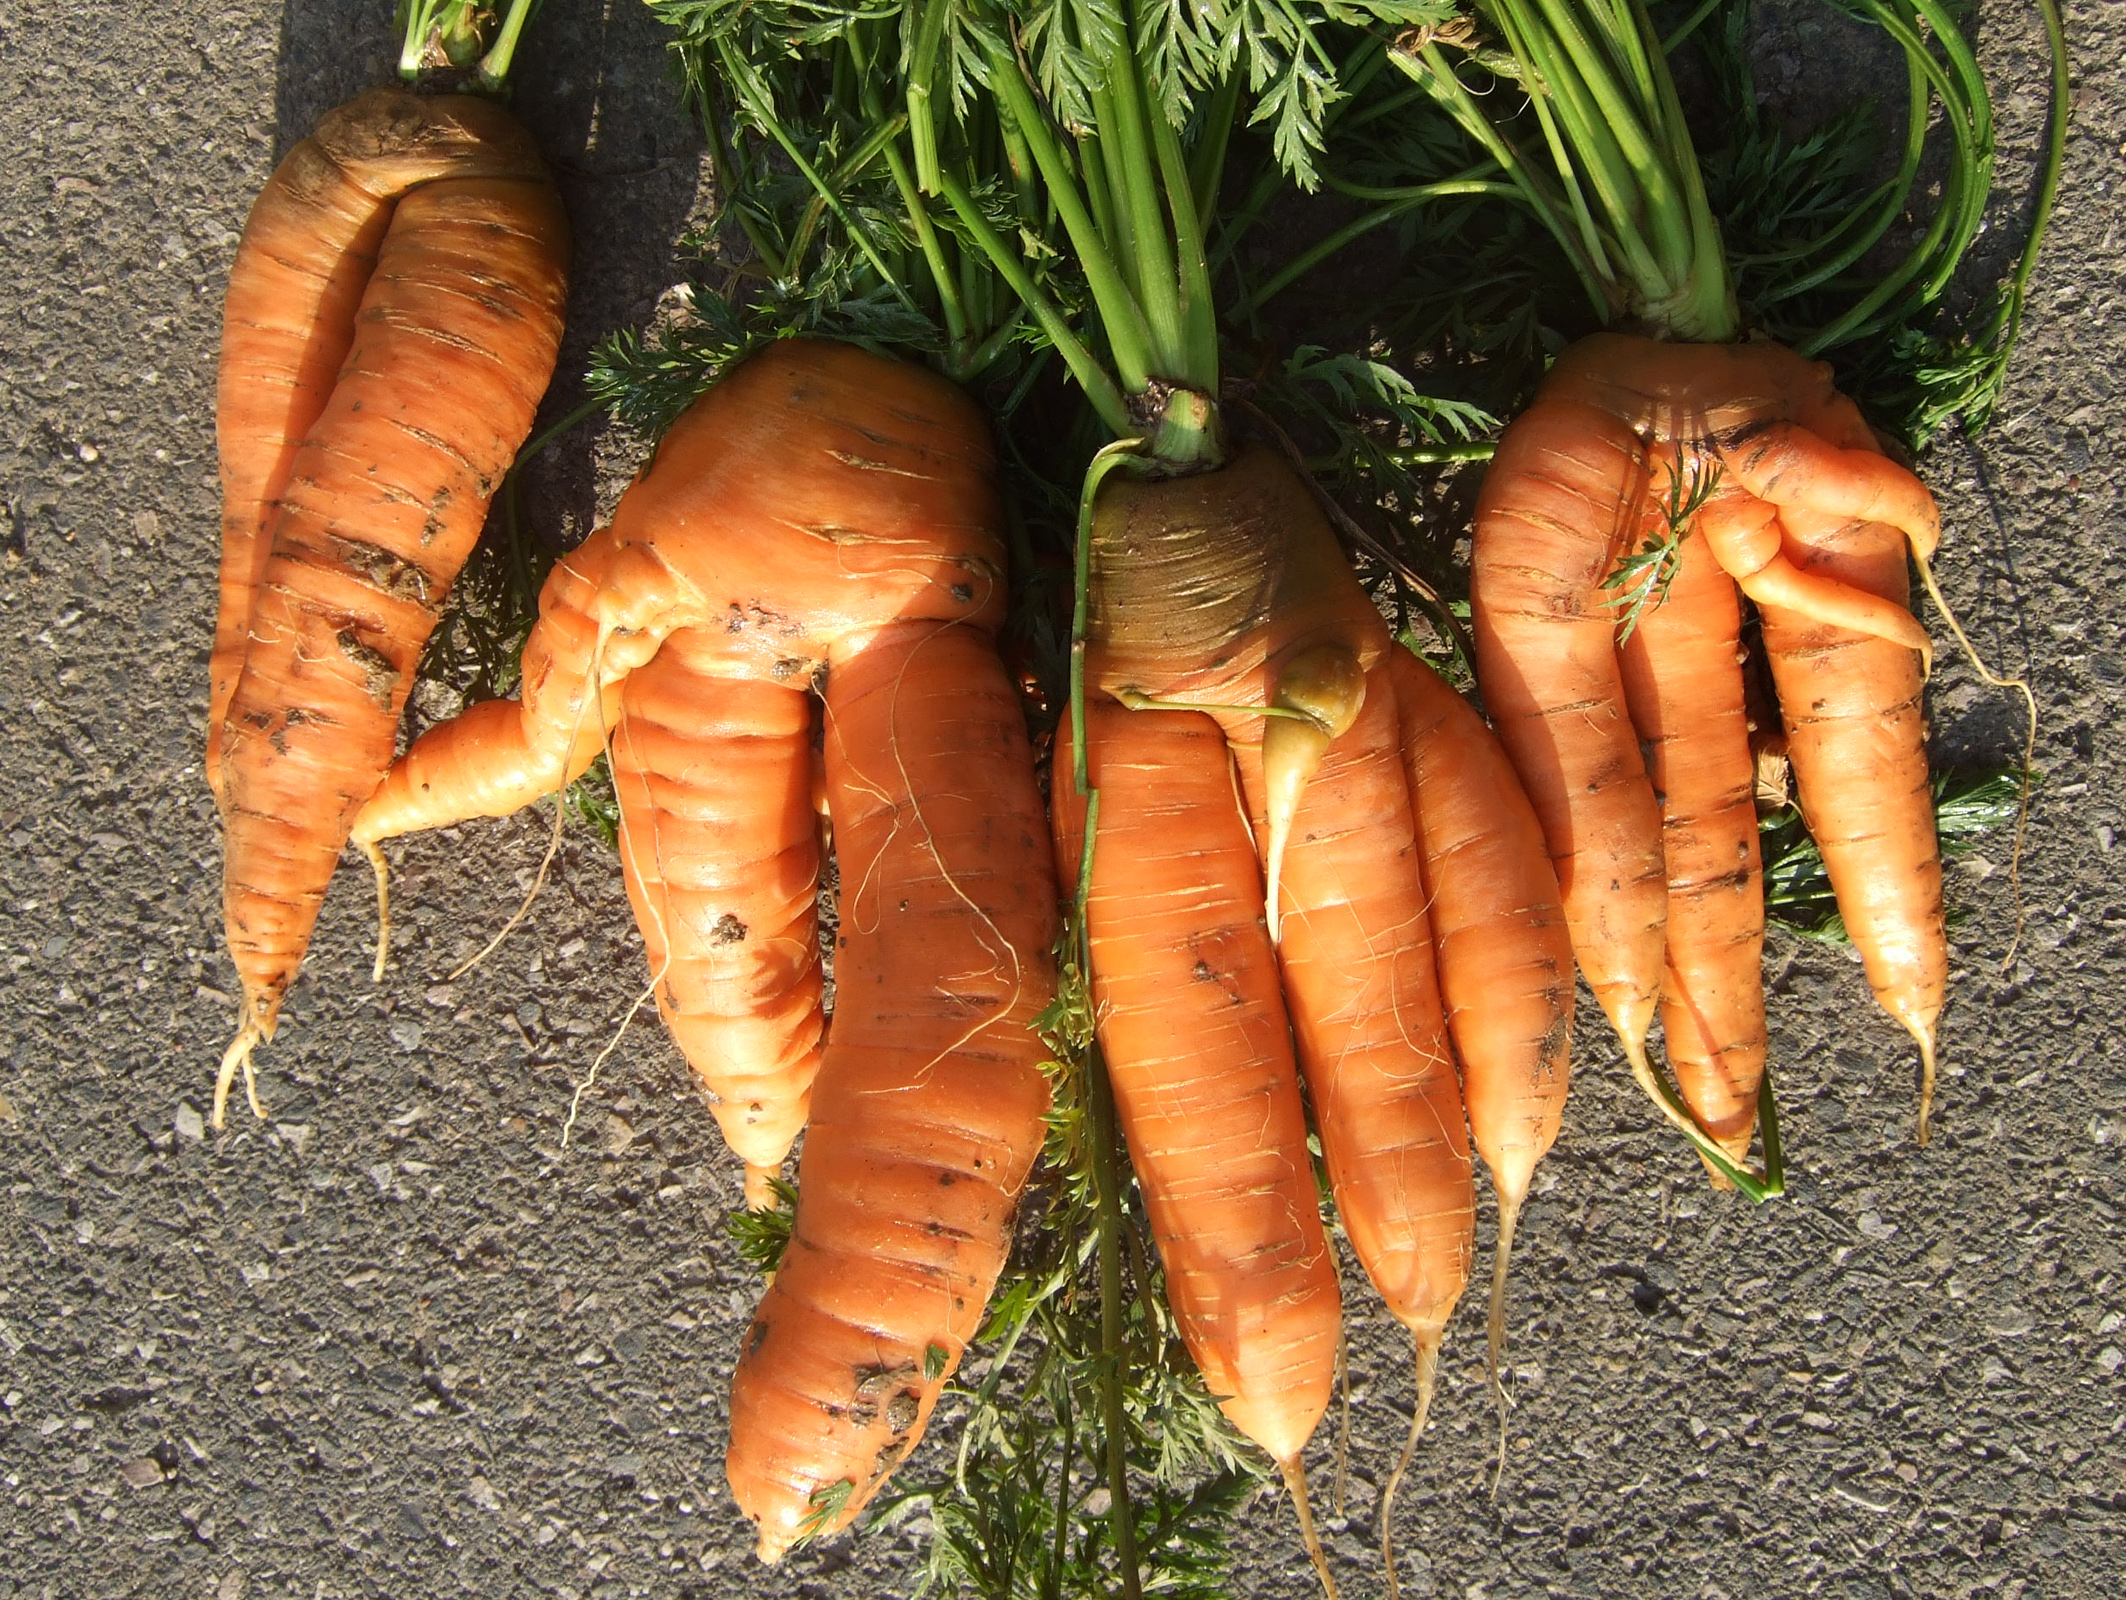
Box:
1332;1321;1352;1520
560;975;660;1151
1381;1334;1442;1600
448;787;568;985
1911;547;2036;970
363;839;392;984
213;1016;268;1130
1487;1194;1524;1500
1914;1026;1941;1147
1280;1454;1341;1600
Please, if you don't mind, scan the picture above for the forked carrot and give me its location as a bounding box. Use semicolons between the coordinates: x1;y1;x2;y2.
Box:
213;87;568;1125
347;339;1059;1551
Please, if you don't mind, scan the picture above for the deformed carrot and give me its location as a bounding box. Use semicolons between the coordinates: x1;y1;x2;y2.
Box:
210;88;555;801
725;620;1055;1559
213;88;568;1125
1388;648;1572;1484
1617;519;1767;1171
609;628;824;1208
346;339;1059;1551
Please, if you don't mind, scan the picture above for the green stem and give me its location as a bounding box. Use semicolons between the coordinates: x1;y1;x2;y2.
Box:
475;0;538;92
1244;180;1519;314
1085;1033;1142;1599
984;40;1159;394
936;173;1132;434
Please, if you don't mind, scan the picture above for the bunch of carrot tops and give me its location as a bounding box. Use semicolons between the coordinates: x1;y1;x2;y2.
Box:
203;0;2066;1593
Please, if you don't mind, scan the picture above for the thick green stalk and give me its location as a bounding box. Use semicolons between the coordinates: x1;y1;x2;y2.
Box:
937;172;1134;434
985;41;1160;393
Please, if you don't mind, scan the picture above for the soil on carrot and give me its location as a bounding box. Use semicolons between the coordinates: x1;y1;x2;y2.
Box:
0;3;2118;1598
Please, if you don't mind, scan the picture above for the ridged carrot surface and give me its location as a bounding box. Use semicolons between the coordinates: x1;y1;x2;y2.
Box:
1617;524;1767;1162
1052;701;1340;1464
213;88;568;1122
728;620;1055;1560
1471;396;1669;1072
610;629;823;1208
1081;446;1476;1464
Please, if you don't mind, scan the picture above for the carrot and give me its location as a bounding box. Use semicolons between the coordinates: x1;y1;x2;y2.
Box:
345;338;1059;1549
727;621;1055;1559
1470;398;1669;1081
1081;447;1481;1590
209;88;556;799
1051;699;1341;1468
1538;336;1944;1141
1387;649;1572;1486
212;87;568;1126
609;628;824;1209
1615;515;1768;1172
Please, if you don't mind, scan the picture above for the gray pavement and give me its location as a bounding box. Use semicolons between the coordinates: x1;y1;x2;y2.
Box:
1;2;2120;1596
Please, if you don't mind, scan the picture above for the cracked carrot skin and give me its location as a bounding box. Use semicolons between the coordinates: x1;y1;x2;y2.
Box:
345;340;1058;1555
609;628;823;1209
1617;520;1766;1163
213;89;567;1118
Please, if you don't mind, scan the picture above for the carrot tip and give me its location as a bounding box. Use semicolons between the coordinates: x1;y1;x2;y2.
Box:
362;839;392;984
213;1017;268;1132
1279;1454;1341;1600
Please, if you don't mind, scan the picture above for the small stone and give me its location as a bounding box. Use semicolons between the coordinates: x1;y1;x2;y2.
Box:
1984;1306;2034;1337
366;1162;396;1193
2096;1346;2123;1375
274;1122;312;1156
118;1458;164;1488
173;1104;205;1143
466;1474;502;1512
605;1454;642;1482
239;1262;270;1287
573;1345;606;1367
389;1018;424;1052
1856;1211;1898;1240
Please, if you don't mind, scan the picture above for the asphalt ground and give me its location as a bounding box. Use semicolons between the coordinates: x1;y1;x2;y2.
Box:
0;2;2120;1597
